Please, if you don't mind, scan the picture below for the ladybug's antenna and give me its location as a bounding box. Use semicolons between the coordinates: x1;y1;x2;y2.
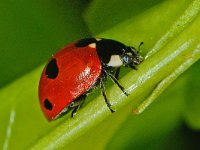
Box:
138;42;144;52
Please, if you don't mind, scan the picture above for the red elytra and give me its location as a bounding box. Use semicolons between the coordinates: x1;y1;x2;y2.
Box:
39;43;101;121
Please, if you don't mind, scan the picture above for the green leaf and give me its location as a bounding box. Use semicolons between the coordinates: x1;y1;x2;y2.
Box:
0;0;90;88
0;0;90;149
31;0;200;149
183;60;200;129
84;0;166;34
1;0;200;149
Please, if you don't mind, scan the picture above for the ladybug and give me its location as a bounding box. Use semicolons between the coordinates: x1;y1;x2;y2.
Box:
39;38;143;121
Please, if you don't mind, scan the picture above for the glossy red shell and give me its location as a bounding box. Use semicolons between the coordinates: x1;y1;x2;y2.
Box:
39;43;102;121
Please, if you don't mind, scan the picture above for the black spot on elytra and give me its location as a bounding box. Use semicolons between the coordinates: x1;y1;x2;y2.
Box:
45;58;58;79
44;99;53;111
75;38;97;47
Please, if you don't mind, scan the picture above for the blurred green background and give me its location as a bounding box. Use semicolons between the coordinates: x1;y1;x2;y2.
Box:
0;0;200;149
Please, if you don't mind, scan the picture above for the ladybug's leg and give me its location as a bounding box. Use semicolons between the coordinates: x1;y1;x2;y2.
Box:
105;70;128;96
124;62;137;70
129;65;137;70
99;77;115;113
70;95;86;117
114;68;120;80
71;106;79;118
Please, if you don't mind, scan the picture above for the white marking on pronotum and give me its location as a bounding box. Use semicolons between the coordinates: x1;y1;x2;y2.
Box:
107;55;123;67
88;43;96;48
3;109;16;150
95;38;102;41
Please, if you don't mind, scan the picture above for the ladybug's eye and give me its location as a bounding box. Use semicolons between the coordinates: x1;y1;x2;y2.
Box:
122;55;132;64
45;58;59;79
44;99;53;111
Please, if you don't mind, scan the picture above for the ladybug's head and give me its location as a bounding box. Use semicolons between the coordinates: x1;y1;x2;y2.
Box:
121;43;143;68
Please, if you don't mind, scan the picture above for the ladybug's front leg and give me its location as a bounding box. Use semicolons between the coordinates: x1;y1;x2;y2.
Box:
105;69;128;96
129;64;137;70
114;68;120;80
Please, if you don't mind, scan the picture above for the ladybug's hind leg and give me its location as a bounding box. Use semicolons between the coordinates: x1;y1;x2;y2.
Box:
70;95;86;117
